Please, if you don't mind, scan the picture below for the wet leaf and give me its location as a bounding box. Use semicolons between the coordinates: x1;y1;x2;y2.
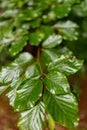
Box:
44;91;79;128
18;102;45;130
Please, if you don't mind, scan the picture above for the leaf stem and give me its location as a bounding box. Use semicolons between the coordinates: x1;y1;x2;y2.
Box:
37;47;48;130
37;47;43;74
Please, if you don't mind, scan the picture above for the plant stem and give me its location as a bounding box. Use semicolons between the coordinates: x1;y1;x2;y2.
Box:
37;47;43;74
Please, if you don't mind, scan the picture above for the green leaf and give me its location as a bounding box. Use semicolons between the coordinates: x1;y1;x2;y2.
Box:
64;0;80;5
40;49;59;71
25;63;41;79
50;4;71;18
30;19;41;29
14;78;43;111
39;26;55;39
42;35;62;48
29;26;55;46
18;102;45;130
0;85;9;95
0;25;14;46
9;36;28;56
29;32;44;46
0;52;33;84
17;9;42;21
73;0;87;17
14;52;33;65
6;79;22;107
54;21;78;41
1;9;18;18
44;91;79;128
48;114;55;130
44;71;70;94
0;65;22;84
48;55;83;75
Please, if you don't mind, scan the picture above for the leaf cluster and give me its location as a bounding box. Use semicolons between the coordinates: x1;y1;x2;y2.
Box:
0;0;85;130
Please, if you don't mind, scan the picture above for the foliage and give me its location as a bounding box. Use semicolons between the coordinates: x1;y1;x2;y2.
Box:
0;0;86;130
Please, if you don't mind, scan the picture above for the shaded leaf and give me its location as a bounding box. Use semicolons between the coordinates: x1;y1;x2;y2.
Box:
73;0;87;17
50;4;71;18
29;32;44;46
9;36;28;56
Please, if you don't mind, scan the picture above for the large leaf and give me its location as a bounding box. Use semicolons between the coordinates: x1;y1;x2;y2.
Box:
42;35;62;48
14;78;43;111
18;102;45;130
44;91;79;128
44;71;70;94
54;21;78;41
48;55;83;75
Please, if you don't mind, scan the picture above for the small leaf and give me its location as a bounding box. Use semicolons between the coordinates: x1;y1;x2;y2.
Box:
64;0;80;5
51;4;71;18
44;71;70;94
54;21;78;41
9;36;28;56
25;63;41;79
14;78;43;111
42;35;62;48
1;9;18;18
29;32;44;46
48;55;83;75
18;102;45;130
48;114;55;130
44;91;79;128
40;49;59;71
14;52;33;65
0;65;22;84
73;0;87;17
39;26;55;39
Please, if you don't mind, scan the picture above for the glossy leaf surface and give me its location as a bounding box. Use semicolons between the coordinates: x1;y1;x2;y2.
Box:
18;102;45;130
44;71;70;94
44;91;79;128
42;35;62;48
54;21;78;41
14;78;43;111
48;55;83;75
